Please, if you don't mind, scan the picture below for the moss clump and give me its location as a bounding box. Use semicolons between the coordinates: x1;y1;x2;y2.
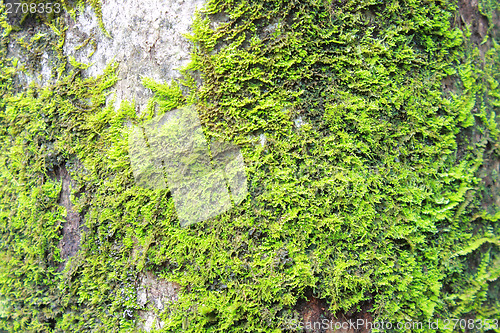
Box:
164;0;500;330
0;0;499;332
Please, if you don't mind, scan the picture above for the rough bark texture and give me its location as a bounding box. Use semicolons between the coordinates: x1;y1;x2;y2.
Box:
136;271;181;331
64;0;204;112
55;165;82;266
0;0;499;332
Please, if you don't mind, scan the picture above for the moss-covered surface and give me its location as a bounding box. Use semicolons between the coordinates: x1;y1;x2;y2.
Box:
0;0;499;332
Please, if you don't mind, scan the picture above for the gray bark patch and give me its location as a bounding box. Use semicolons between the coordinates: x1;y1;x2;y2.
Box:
136;271;181;331
64;0;205;113
55;165;82;268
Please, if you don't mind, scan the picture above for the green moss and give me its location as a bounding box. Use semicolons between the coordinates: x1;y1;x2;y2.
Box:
0;0;499;332
164;0;500;330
